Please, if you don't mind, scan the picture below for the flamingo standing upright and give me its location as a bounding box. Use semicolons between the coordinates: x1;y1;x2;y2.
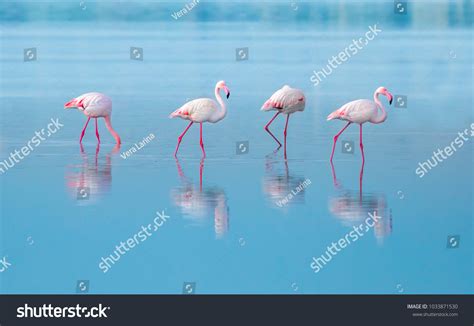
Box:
169;80;230;158
327;87;393;163
64;92;121;144
261;85;306;157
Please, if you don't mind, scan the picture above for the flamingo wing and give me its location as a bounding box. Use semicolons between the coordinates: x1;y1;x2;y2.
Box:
327;99;376;124
261;85;305;113
82;93;112;117
170;98;218;122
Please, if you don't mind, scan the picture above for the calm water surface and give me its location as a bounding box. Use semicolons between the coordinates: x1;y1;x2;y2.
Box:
0;19;472;294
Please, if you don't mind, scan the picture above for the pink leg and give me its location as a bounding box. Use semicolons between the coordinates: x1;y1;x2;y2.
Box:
264;112;282;147
174;121;193;157
95;118;100;144
199;123;206;158
359;160;364;203
199;157;205;191
330;161;340;188
283;114;290;158
330;121;351;162
359;124;365;163
175;158;185;179
79;117;91;143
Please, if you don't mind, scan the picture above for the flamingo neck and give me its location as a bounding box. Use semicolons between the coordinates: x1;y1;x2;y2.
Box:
372;91;387;124
104;116;121;144
212;87;227;122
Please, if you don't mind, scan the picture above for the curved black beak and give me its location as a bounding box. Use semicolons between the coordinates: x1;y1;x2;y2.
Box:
226;91;230;99
389;98;393;105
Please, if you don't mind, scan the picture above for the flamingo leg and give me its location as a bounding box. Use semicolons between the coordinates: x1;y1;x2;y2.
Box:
79;117;91;143
264;112;282;147
283;114;290;158
95;118;100;144
359;159;364;203
175;158;185;179
199;122;206;158
359;124;365;163
199;157;205;191
330;121;351;162
174;121;193;157
330;161;340;188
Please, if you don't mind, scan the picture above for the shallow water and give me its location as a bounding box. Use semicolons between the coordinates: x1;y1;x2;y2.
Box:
0;3;472;294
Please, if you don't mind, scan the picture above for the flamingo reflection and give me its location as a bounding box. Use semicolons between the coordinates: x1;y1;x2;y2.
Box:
329;161;392;241
171;159;229;238
262;148;309;208
65;143;120;205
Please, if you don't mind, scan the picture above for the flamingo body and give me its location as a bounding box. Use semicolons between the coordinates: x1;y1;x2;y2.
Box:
67;92;112;118
261;85;305;114
65;92;121;144
327;99;382;124
170;98;222;123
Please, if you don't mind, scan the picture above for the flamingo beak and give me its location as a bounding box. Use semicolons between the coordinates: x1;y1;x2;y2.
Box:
224;87;230;99
383;91;393;105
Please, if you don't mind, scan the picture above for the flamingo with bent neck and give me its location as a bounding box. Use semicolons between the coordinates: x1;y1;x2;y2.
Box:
327;86;393;163
64;92;121;145
169;80;230;158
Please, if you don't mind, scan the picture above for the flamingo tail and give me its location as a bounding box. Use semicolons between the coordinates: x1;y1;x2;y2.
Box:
261;100;275;111
327;110;341;121
169;107;188;119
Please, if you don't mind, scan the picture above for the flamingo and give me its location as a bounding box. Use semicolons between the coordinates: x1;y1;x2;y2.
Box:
327;86;393;163
64;92;121;145
261;85;306;157
169;80;230;158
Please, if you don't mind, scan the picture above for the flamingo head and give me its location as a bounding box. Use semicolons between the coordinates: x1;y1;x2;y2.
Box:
216;80;230;99
376;87;393;105
64;97;85;111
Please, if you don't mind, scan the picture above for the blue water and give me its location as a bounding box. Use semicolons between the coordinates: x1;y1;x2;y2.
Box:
0;1;472;294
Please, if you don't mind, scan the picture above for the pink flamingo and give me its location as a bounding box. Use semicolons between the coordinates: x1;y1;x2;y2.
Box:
169;81;230;158
261;85;306;156
64;92;121;145
327;86;393;162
